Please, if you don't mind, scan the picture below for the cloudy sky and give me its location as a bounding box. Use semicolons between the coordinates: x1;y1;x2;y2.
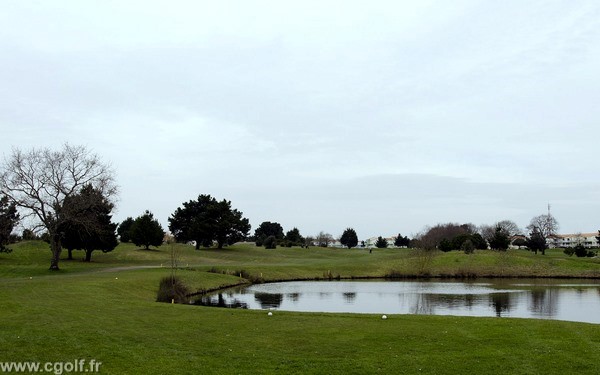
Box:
2;0;599;239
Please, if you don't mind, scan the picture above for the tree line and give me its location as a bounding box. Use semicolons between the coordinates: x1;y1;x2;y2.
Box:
1;144;596;270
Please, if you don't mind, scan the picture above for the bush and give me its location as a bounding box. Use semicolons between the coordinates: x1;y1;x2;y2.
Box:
439;238;452;252
574;244;588;258
156;275;189;304
563;248;575;257
461;239;475;254
264;236;277;249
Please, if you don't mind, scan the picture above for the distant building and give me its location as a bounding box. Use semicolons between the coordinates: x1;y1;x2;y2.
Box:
330;240;343;248
547;233;599;249
509;235;528;249
363;236;397;248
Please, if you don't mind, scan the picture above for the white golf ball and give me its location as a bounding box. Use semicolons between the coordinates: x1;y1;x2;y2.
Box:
382;315;387;320
268;312;273;316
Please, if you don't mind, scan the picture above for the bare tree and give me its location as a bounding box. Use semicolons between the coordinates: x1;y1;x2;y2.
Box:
0;144;117;270
315;231;334;247
527;214;559;239
479;224;496;244
415;223;470;250
526;213;559;255
573;232;585;247
495;220;522;237
480;220;521;243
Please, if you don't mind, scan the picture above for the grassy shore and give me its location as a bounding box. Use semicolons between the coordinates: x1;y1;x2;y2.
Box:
1;241;600;374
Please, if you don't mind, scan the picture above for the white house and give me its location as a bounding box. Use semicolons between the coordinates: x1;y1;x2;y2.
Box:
547;233;599;248
363;236;397;248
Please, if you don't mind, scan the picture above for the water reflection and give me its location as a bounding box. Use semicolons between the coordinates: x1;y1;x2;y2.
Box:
411;294;433;315
489;293;513;317
192;280;600;324
194;293;248;309
529;289;559;317
254;293;283;309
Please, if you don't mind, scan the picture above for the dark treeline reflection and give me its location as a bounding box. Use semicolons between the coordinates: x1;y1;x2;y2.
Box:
529;289;559;317
254;293;284;309
413;290;555;317
490;293;513;317
194;293;248;309
411;293;485;315
343;293;356;302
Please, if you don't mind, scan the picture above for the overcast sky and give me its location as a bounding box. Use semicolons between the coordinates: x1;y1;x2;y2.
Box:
2;1;600;239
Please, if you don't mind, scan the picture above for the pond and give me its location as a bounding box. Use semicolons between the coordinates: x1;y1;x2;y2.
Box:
193;279;600;324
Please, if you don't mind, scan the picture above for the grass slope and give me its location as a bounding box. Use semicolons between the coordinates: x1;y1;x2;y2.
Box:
1;241;599;374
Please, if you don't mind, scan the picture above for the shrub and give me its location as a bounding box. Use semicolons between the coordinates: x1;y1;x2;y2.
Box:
439;238;452;252
461;239;475;254
574;244;588;258
563;248;575;257
156;275;189;304
264;235;277;249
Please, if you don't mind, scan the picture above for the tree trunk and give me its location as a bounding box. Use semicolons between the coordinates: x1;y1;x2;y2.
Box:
85;249;92;262
195;241;200;250
67;248;73;260
49;237;62;270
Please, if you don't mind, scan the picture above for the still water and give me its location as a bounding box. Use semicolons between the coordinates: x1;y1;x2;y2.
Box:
194;279;600;324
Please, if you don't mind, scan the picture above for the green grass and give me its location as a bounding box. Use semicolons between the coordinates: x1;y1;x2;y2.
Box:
1;241;600;374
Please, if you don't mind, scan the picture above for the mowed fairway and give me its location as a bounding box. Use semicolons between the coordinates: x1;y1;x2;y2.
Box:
1;241;600;374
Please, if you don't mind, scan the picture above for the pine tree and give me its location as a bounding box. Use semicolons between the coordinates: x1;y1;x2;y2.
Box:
340;228;358;249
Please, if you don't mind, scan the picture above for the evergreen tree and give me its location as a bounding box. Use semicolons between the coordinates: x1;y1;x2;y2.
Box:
0;195;19;253
340;228;358;249
526;227;547;255
489;226;510;251
439;238;452;252
254;221;284;246
284;227;304;247
211;199;251;248
60;185;118;261
471;233;488;249
375;236;388;248
117;217;134;243
130;210;165;250
394;233;411;248
169;195;250;249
